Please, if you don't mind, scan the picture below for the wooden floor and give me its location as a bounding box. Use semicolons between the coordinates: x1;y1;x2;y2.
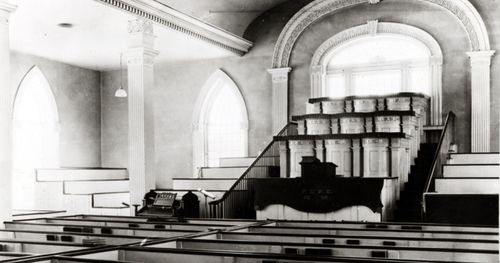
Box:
0;214;498;262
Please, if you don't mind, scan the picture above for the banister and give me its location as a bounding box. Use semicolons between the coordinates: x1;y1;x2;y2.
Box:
209;122;297;218
421;111;455;213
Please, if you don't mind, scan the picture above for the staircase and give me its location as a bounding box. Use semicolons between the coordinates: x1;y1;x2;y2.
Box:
170;156;279;216
393;143;437;222
424;152;499;225
32;168;130;216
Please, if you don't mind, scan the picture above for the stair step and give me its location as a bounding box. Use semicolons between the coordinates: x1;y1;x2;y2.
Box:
172;178;237;191
200;167;247;179
36;168;128;181
219;157;256;167
447;153;499;165
435;177;500;194
92;192;130;208
63;180;129;194
443;164;499;178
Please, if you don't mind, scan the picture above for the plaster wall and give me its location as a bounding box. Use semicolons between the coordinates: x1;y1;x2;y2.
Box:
10;52;102;167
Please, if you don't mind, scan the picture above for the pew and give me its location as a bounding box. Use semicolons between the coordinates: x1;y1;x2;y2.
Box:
247;226;499;240
273;220;497;232
171;238;498;262
41;246;483;263
198;231;499;250
4;222;198;238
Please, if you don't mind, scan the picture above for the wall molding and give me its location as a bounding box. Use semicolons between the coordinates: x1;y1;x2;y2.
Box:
271;0;490;68
94;0;253;56
310;21;443;67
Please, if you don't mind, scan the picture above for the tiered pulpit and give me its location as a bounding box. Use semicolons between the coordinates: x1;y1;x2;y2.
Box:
261;92;429;221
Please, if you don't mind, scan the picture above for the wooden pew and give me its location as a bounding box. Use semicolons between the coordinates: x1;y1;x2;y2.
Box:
3;221;198;239
247;226;499;240
199;231;499;250
57;214;257;226
0;239;91;254
33;246;482;263
11;218;231;231
0;229;158;246
273;220;497;232
172;238;498;262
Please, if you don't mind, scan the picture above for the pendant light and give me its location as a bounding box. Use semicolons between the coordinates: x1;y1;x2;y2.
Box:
114;52;127;98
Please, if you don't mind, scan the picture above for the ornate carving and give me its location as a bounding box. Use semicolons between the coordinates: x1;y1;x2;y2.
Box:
96;0;250;55
310;22;443;67
368;0;381;4
272;0;491;68
367;20;378;35
128;19;154;34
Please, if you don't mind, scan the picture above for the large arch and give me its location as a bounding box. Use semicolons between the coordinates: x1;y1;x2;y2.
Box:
268;0;494;152
12;66;60;209
192;69;249;176
310;21;443;124
272;0;490;68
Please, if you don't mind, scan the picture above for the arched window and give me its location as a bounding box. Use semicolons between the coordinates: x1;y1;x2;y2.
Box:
322;34;432;98
193;70;248;174
12;66;60;209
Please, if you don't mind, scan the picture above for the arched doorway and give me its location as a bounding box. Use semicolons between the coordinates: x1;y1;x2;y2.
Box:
12;66;60;210
192;70;248;175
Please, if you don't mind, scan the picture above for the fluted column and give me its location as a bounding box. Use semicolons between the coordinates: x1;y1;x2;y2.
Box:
467;50;495;152
127;18;159;210
0;1;16;227
268;67;291;134
310;65;325;98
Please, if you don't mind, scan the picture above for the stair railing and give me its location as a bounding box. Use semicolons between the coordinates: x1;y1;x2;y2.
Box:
209;122;298;219
421;111;455;213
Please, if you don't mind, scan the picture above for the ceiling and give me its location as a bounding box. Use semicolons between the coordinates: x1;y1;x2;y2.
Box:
156;0;289;36
8;0;285;71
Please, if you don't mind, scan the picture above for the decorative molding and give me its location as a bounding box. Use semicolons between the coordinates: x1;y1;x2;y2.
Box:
94;0;253;55
0;1;16;23
128;18;154;34
367;20;378;35
310;22;443;67
368;0;381;4
271;0;490;68
268;67;292;83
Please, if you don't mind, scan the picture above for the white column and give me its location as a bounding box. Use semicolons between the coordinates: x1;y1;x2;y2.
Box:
467;50;495;152
268;67;291;134
0;1;16;227
127;18;159;209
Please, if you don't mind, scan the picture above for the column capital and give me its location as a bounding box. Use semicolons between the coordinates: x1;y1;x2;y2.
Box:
0;1;16;23
310;64;325;73
267;67;292;83
466;50;495;66
128;18;157;49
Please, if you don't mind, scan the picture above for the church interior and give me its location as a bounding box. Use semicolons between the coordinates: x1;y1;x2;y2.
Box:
0;0;499;262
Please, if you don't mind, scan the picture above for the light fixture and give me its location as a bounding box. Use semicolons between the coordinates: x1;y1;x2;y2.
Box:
114;52;127;98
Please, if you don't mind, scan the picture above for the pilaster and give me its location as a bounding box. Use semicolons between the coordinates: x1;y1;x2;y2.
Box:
310;65;325;98
0;0;16;226
466;50;495;152
126;18;159;210
268;67;291;134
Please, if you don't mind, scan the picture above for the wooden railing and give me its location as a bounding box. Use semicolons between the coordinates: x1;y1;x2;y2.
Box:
422;111;455;213
209;123;298;219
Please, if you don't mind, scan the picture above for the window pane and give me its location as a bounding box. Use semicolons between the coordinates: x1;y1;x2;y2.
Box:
325;73;345;98
352;69;401;96
206;84;246;167
409;66;430;95
328;35;430;68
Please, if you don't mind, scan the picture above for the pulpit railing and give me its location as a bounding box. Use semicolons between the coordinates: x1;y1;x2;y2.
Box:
422;111;455;212
209;122;297;219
